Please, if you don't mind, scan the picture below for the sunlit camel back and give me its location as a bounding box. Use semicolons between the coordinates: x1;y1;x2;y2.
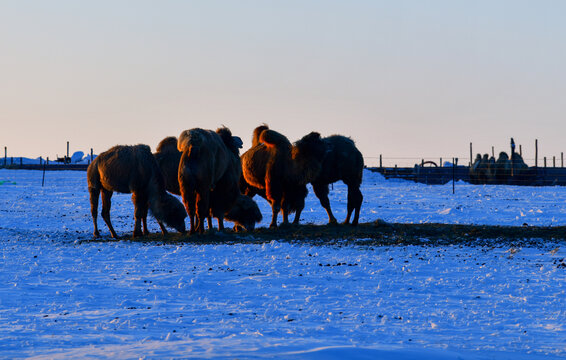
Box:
87;144;187;238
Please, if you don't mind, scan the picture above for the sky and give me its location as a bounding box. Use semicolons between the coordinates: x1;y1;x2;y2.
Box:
1;1;565;167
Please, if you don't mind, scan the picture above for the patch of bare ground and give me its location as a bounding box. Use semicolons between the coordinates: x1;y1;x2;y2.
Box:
85;220;566;247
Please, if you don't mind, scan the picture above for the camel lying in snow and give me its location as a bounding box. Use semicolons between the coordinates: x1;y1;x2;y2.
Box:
240;125;327;227
87;144;187;238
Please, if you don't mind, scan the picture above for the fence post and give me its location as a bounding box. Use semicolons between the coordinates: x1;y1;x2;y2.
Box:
562;152;564;168
452;157;456;194
544;157;547;168
491;146;495;158
66;141;69;164
440;158;442;167
553;156;556;168
535;139;538;167
42;157;47;187
469;142;472;167
379;154;382;168
519;145;522;157
3;147;6;167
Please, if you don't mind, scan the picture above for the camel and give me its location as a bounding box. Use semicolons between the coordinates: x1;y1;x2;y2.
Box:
177;128;241;234
311;135;364;225
87;144;187;238
240;125;327;227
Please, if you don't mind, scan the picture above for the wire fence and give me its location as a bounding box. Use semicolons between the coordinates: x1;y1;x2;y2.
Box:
363;155;565;169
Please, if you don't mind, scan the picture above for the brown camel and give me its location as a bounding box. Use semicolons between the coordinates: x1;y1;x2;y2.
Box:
311;135;364;225
87;144;187;238
155;132;261;232
177;128;240;234
240;125;327;227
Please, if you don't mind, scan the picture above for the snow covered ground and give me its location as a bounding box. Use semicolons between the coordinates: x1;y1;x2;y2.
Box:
0;169;564;359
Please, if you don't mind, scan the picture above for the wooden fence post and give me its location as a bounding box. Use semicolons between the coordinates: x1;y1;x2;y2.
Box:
67;141;69;164
562;152;564;168
452;157;456;194
469;142;473;167
42;158;47;187
544;157;547;168
3;147;6;166
379;154;382;168
535;139;538;167
553;156;556;168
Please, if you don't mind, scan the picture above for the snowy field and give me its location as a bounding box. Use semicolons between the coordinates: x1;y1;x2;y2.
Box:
0;169;565;359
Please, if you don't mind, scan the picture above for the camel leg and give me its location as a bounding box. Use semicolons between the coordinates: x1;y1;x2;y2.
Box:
89;187;101;238
101;189;118;239
136;194;150;235
269;202;280;228
345;185;363;226
196;193;210;234
292;207;303;225
291;196;305;225
313;182;337;224
217;216;225;231
132;192;148;237
157;222;168;235
181;191;197;234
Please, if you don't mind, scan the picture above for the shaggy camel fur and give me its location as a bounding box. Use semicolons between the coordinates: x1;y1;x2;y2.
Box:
177;128;241;234
226;194;263;231
155;132;260;232
87;144;187;238
311;135;364;225
241;125;327;227
205;127;243;231
154;136;181;195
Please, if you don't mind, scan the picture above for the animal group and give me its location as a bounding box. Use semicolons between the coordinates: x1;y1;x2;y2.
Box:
87;125;364;238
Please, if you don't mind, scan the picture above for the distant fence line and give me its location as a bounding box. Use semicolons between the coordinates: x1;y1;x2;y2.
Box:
363;155;564;169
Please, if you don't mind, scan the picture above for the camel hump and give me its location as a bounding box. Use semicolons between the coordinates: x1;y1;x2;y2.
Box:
259;129;291;149
216;126;243;154
177;128;211;152
252;124;269;147
156;136;178;153
136;144;152;154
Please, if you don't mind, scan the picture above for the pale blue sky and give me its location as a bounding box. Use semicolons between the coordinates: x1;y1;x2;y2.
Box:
1;1;565;166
